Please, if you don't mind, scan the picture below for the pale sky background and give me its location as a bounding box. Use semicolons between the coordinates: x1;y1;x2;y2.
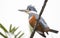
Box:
0;0;60;38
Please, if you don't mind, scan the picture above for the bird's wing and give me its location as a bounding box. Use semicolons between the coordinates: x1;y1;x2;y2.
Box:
32;13;48;28
39;17;48;28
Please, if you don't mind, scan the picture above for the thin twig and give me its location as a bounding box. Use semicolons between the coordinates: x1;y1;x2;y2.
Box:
30;0;48;38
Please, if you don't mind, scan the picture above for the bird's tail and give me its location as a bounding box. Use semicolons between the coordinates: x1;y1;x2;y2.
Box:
37;31;46;37
49;29;58;33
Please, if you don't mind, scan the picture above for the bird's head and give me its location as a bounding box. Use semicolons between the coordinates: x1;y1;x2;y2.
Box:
19;5;37;14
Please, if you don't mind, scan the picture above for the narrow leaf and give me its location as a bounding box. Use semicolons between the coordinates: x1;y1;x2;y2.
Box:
0;32;8;38
15;31;21;38
9;24;12;32
0;24;8;33
11;27;15;34
18;33;24;38
11;27;19;34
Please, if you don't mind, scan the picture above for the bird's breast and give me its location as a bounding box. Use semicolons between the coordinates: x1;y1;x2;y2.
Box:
29;15;36;27
29;15;44;32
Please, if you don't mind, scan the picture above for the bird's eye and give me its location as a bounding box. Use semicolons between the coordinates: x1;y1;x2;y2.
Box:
29;8;31;11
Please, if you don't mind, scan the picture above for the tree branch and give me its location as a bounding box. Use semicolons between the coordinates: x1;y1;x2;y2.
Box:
30;0;48;38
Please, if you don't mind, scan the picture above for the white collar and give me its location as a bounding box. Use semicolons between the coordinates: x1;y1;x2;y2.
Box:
29;11;37;14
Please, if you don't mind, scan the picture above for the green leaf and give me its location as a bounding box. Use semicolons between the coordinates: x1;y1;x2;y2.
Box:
0;32;8;38
0;24;24;38
18;33;24;38
0;24;8;33
9;24;12;32
11;27;19;34
13;27;19;33
15;31;21;38
11;27;15;34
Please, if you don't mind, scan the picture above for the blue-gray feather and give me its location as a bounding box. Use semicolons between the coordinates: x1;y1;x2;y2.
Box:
27;5;37;12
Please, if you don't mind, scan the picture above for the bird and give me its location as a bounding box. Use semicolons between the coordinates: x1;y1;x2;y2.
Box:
19;5;58;37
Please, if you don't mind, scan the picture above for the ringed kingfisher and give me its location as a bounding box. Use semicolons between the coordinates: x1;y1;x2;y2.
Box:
19;5;58;37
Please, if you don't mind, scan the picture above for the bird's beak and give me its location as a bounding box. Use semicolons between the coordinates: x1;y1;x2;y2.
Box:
18;9;29;14
18;10;26;12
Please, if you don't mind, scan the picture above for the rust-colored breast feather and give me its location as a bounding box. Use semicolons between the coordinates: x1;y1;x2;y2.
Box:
29;15;44;32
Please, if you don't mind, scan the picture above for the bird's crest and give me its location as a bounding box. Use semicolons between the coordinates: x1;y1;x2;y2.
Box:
27;5;37;12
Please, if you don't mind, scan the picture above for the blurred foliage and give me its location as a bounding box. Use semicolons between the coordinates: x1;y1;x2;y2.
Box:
0;24;24;38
